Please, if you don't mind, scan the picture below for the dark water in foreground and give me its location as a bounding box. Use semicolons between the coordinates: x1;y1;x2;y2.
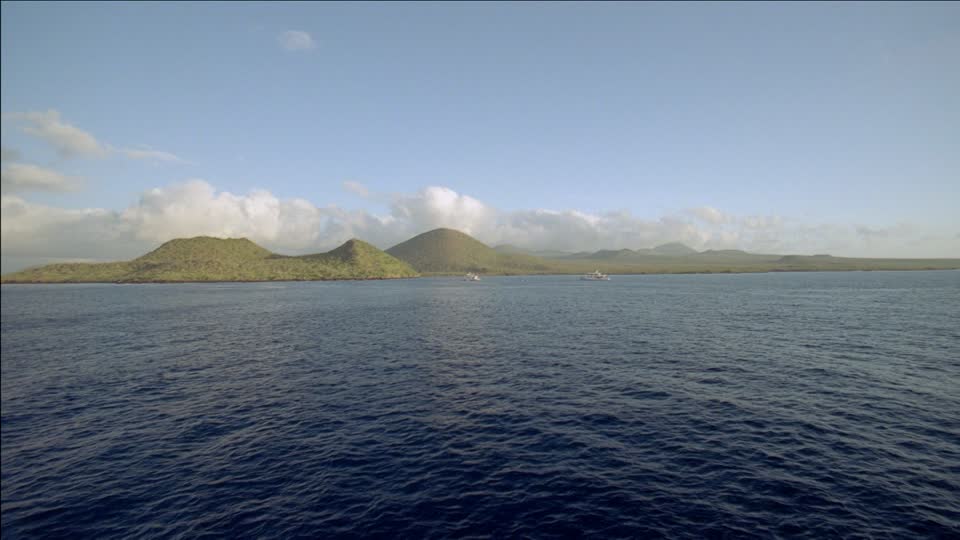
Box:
2;272;959;538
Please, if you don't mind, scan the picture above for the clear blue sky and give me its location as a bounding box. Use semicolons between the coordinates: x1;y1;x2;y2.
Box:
1;2;958;264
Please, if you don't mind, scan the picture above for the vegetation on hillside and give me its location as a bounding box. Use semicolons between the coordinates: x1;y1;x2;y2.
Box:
3;230;958;284
391;229;960;275
386;228;554;274
649;242;699;256
1;237;418;283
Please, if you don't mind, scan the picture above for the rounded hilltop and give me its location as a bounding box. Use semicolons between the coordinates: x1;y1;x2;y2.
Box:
387;228;494;272
322;238;385;262
299;238;418;277
386;228;550;274
650;242;698;256
135;236;272;263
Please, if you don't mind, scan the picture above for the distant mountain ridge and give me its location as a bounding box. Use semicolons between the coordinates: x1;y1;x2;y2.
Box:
386;229;958;274
493;244;573;258
497;242;708;259
651;242;699;256
3;229;958;283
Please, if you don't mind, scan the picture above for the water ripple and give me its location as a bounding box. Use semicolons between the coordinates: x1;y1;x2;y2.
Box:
2;272;959;538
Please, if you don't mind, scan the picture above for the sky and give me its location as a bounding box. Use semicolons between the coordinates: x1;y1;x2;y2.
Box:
1;2;958;271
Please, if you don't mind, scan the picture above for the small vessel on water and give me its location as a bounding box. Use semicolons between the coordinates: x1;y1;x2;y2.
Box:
580;270;610;281
464;272;481;281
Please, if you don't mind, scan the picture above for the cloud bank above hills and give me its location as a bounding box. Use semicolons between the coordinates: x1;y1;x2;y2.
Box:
2;179;957;272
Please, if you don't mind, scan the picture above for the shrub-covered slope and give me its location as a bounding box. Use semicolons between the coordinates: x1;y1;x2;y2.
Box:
1;237;418;283
386;228;552;273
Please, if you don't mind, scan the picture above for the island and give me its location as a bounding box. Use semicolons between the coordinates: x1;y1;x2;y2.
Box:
2;228;958;283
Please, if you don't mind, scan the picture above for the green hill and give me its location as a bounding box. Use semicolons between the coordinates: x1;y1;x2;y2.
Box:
387;228;553;274
651;242;698;256
592;249;639;259
293;239;418;278
1;237;418;283
136;236;273;263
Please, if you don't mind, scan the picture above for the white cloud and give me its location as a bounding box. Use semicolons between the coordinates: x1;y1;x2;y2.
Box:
0;181;328;271
2;110;106;158
343;180;371;198
123;180;284;243
2;180;958;273
278;30;316;52
388;186;496;239
2;110;182;162
120;180;345;252
1;163;81;193
688;206;732;225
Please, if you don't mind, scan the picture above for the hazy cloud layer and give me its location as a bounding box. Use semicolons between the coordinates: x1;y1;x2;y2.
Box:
119;147;183;162
278;30;316;51
2;180;957;272
343;181;371;198
1;163;81;193
0;147;21;162
687;206;733;225
1;196;140;262
2;110;182;162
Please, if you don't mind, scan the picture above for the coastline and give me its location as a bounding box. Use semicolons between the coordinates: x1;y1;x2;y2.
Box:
3;266;957;285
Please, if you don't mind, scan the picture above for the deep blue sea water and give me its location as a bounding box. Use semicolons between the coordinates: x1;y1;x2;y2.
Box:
2;271;959;539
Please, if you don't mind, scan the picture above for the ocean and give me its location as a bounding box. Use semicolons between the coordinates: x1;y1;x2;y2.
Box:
2;271;958;538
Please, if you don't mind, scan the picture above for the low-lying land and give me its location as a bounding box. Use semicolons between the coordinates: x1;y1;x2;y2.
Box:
2;228;958;283
391;228;959;275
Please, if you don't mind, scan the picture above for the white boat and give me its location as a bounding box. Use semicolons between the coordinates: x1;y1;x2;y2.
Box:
464;272;481;281
580;270;610;281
